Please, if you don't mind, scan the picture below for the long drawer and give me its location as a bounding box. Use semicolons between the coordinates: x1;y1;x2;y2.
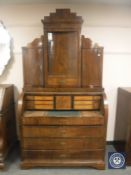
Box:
22;149;104;160
24;95;101;110
22;126;104;138
22;138;104;150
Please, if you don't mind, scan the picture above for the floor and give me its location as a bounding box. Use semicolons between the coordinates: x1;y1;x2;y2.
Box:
1;145;131;175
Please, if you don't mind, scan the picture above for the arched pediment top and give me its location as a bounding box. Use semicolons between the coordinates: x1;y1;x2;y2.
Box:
23;36;44;48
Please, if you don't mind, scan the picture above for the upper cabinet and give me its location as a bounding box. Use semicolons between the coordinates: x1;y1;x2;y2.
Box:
45;31;80;87
42;9;83;88
22;9;103;91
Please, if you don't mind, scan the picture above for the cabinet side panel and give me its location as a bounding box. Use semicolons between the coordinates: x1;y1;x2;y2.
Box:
81;49;103;88
22;47;44;88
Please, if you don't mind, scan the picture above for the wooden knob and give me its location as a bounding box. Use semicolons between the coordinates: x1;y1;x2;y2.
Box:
59;80;65;85
61;129;66;135
61;142;66;145
60;154;66;158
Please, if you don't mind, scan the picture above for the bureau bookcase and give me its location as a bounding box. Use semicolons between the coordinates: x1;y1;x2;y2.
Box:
18;9;108;169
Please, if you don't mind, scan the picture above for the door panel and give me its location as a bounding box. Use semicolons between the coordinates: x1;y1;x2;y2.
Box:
82;48;103;88
23;47;44;87
46;32;80;87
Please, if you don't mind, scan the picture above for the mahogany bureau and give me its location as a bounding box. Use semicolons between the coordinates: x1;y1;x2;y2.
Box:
18;9;108;169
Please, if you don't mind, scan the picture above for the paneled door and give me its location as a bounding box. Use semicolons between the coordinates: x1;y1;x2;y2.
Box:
45;31;81;88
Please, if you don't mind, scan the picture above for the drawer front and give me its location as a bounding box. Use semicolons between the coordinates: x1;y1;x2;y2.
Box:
74;95;101;110
22;126;104;138
23;138;104;150
25;101;54;110
56;96;72;110
74;103;99;110
74;96;101;101
25;95;53;101
22;113;104;126
22;149;104;160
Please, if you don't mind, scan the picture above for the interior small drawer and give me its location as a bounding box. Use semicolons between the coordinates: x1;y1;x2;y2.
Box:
74;96;101;101
25;95;53;101
25;95;54;110
25;101;54;110
74;95;101;110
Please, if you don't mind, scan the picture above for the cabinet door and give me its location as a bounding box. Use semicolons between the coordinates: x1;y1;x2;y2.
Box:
23;47;44;87
82;48;103;88
45;32;80;87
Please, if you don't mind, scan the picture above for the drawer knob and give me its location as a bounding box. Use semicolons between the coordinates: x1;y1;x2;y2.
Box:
61;130;66;134
59;80;65;85
60;154;66;158
61;142;66;145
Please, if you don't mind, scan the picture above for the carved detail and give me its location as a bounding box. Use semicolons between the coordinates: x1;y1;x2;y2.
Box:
81;35;92;49
27;36;44;48
42;9;83;31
